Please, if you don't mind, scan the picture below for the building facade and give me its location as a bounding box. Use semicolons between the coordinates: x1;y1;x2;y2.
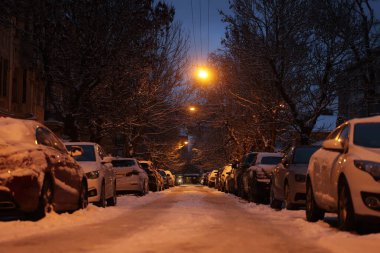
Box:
0;17;44;122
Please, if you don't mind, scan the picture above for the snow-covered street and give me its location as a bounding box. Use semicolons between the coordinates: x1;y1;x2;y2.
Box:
1;185;379;253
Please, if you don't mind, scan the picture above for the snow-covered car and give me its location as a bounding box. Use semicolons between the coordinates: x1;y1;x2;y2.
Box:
139;160;163;191
0;118;88;219
165;170;175;187
219;165;232;192
158;169;169;189
208;170;218;187
65;142;117;207
111;158;149;195
306;116;380;230
270;146;319;210
243;152;283;203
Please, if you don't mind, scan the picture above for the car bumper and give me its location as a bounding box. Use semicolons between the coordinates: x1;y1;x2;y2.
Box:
116;178;141;192
0;174;41;214
87;178;102;203
289;181;306;205
346;168;380;218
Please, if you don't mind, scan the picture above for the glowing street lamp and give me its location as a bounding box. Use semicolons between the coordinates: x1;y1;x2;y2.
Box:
194;66;212;82
184;141;189;145
189;106;196;112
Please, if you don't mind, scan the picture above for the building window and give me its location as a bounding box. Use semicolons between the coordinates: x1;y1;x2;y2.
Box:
0;57;8;97
22;69;27;103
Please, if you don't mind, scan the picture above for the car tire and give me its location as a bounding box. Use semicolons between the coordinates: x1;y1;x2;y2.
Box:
306;181;325;222
338;181;356;231
78;180;88;210
96;182;107;208
107;181;117;206
270;184;282;210
284;183;297;210
251;178;261;204
29;177;54;220
139;180;146;196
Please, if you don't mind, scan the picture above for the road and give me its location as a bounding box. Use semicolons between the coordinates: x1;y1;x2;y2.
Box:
0;185;379;253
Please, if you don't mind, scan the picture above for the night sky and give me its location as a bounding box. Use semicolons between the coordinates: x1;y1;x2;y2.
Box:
168;0;231;64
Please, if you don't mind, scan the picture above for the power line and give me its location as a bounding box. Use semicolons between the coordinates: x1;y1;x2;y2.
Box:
190;0;197;61
208;0;210;56
199;0;202;59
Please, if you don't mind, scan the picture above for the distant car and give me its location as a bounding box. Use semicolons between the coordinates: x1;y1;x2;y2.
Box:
219;165;232;192
165;170;175;187
208;170;218;187
158;169;169;189
226;167;238;194
270;146;319;210
65;142;117;207
306;116;380;230
201;172;209;186
111;158;149;195
139;161;164;191
0;118;88;220
243;152;283;203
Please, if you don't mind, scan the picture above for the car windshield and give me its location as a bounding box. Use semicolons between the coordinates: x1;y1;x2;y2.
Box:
293;146;320;164
112;159;135;167
354;123;380;148
159;171;166;177
66;145;96;162
260;156;282;165
140;163;149;170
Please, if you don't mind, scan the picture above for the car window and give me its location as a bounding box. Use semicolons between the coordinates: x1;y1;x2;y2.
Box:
354;123;380;148
260;156;282;165
36;127;67;153
66;145;96;162
112;159;135;167
292;146;320;164
338;125;349;142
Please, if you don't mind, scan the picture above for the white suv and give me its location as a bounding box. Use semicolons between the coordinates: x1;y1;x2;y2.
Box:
65;142;117;207
306;116;380;230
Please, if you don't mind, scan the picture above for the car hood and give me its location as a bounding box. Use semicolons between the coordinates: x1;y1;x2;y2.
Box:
350;145;380;162
76;161;100;173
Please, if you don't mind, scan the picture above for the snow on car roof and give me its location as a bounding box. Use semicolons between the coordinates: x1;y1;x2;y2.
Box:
347;115;380;125
64;141;97;146
0;117;37;145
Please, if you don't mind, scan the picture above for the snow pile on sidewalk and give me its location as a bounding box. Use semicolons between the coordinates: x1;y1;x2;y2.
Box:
0;191;164;243
230;194;380;253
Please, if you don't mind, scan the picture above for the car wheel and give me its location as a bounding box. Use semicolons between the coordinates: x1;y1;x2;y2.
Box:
96;182;107;208
270;183;282;210
306;181;325;222
284;183;297;210
78;180;88;209
107;181;117;206
251;178;261;204
29;177;54;220
338;181;356;230
139;180;146;196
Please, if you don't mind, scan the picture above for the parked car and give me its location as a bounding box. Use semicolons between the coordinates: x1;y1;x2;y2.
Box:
306;116;380;230
165;170;175;187
270;146;319;210
139;161;164;191
65;142;117;207
0;118;88;220
208;170;218;187
201;172;210;186
242;152;283;203
225;167;238;194
234;152;258;197
219;165;232;192
158;169;169;189
111;158;149;195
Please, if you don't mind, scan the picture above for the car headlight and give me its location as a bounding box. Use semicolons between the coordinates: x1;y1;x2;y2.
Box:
86;170;100;179
354;160;380;181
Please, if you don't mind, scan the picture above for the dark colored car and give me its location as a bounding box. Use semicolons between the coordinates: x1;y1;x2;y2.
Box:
158;169;169;189
0;118;88;220
139;160;163;191
234;152;258;196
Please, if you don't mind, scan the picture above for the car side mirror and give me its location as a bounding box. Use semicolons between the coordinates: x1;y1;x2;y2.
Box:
322;139;344;152
69;145;83;157
102;156;113;164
